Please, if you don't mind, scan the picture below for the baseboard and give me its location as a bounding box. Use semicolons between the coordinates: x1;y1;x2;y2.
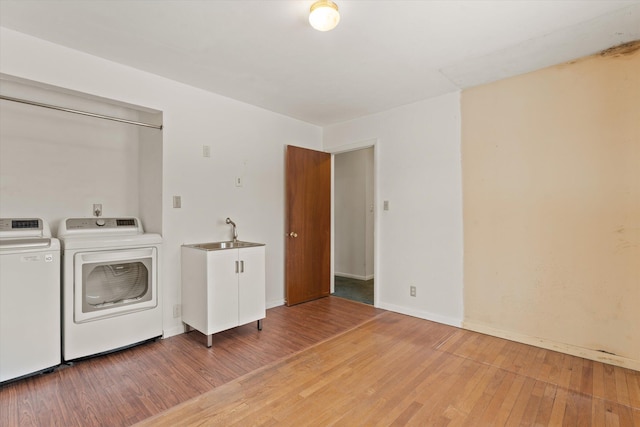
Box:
335;272;374;281
463;320;640;371
162;324;186;338
378;302;463;328
267;299;285;309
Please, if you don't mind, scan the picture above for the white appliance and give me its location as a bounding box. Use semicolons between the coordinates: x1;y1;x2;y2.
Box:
0;218;61;383
58;217;162;361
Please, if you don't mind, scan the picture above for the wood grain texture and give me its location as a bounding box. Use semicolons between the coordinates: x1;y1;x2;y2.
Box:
285;145;331;306
2;297;638;426
137;311;640;427
0;297;383;427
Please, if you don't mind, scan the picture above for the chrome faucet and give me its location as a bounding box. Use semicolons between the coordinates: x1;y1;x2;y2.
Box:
225;218;238;242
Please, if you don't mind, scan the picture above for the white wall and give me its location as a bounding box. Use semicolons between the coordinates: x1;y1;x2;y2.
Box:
324;93;463;326
334;148;374;280
0;78;150;234
0;28;322;337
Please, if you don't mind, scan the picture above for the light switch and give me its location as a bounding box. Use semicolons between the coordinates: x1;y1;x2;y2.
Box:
202;145;211;158
383;200;389;211
235;177;243;187
173;196;181;208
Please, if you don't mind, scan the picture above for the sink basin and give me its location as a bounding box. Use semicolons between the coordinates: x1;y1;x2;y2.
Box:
184;241;264;251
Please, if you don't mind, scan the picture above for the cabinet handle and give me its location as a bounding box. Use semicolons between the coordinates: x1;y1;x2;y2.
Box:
240;260;245;273
235;260;239;273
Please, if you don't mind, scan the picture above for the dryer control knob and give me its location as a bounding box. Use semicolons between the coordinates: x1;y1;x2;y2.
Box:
96;219;106;227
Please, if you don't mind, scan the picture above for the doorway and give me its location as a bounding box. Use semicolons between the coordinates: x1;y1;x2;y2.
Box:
332;146;374;305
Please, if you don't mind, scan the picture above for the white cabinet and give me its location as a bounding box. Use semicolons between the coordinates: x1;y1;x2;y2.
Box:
181;244;265;347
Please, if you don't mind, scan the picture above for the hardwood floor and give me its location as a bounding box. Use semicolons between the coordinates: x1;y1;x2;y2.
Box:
2;297;638;426
0;297;383;426
137;310;640;426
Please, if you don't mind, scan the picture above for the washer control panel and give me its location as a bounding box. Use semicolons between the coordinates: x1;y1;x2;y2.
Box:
0;218;42;232
0;218;50;239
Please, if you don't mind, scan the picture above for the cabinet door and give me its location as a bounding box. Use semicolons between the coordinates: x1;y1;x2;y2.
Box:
238;246;266;326
207;249;240;334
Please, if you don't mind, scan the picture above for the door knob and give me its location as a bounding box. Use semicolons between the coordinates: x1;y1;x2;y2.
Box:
289;232;298;238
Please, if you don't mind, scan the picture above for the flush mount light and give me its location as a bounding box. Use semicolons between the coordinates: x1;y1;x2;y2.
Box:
309;0;340;32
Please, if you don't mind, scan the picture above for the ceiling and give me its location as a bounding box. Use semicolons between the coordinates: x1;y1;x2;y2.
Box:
1;1;639;126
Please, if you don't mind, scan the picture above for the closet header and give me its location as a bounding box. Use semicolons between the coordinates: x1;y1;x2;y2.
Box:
0;95;163;130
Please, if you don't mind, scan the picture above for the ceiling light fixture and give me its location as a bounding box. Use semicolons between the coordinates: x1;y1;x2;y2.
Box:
309;0;340;32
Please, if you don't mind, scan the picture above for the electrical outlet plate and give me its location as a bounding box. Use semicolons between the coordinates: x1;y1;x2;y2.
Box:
203;145;211;158
173;196;181;208
173;304;181;318
410;286;416;297
235;177;243;187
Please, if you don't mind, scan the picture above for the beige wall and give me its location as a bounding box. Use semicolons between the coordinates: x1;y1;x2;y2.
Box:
461;44;640;368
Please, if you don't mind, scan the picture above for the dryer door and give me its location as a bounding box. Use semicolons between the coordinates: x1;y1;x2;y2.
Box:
74;248;157;323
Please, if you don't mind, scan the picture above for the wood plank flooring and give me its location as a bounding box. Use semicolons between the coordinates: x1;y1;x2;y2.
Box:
2;296;638;426
0;297;383;426
136;309;640;427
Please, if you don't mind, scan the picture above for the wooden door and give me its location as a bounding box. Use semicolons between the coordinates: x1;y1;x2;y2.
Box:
285;145;331;306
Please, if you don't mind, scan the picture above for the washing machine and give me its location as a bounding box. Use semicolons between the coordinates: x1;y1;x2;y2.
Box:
58;217;162;361
0;218;61;383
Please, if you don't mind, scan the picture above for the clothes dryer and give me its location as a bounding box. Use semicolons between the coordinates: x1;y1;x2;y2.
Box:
58;217;162;361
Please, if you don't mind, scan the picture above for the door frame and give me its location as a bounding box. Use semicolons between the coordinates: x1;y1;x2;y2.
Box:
326;139;379;307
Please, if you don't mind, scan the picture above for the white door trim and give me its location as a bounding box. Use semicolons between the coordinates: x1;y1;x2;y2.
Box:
326;138;379;307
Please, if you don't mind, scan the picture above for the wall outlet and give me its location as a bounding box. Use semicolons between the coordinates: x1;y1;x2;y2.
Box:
202;145;211;158
172;304;181;318
235;176;243;187
410;286;416;297
93;203;102;217
173;196;181;208
383;200;389;211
